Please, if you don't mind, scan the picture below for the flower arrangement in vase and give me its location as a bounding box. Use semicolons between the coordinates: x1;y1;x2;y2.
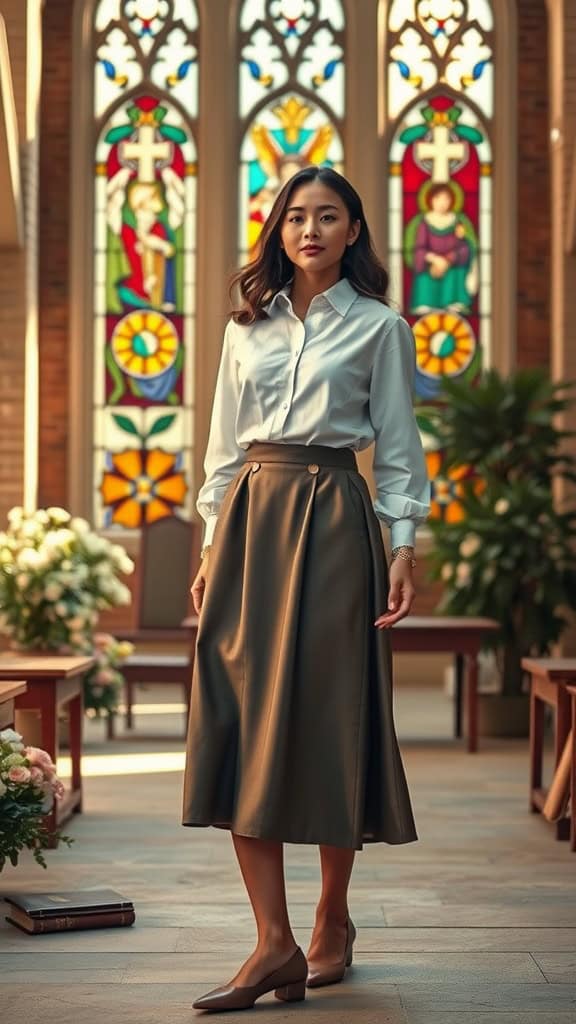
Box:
0;506;135;716
84;633;134;719
0;728;72;870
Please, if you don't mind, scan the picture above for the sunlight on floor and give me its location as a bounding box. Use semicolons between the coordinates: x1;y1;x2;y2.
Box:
111;702;187;716
57;750;186;779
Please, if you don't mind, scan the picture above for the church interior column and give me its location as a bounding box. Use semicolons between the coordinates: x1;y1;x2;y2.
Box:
193;0;238;515
547;0;576;653
0;0;42;522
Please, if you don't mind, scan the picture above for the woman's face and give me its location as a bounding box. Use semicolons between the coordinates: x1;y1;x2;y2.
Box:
279;181;360;275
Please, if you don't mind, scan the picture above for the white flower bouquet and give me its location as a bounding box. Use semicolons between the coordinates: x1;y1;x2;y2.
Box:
0;728;72;870
0;506;134;652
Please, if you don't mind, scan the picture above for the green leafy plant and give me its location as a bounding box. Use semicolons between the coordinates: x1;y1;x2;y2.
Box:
424;369;576;695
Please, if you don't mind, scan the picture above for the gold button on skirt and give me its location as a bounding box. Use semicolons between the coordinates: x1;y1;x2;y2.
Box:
182;442;417;849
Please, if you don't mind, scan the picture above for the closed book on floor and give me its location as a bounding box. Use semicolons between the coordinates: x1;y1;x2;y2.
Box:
4;889;133;919
6;905;136;934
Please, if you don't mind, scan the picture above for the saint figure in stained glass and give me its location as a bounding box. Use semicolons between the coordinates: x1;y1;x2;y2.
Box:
406;182;478;313
243;95;342;255
391;95;486;400
104;96;185;312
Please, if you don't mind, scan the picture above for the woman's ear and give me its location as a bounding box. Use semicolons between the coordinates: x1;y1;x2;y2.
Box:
347;220;361;246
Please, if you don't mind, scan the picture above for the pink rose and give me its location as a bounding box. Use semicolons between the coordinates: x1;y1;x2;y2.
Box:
96;668;114;685
8;765;31;784
94;632;115;650
40;782;54;812
29;766;44;785
50;776;65;799
24;746;56;772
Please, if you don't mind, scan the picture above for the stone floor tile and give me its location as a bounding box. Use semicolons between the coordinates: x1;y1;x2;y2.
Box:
404;1014;576;1024
348;951;543;984
0;983;408;1024
0;969;126;984
384;904;576;927
398;982;576;1012
301;926;576;953
532;952;576;983
0;919;179;953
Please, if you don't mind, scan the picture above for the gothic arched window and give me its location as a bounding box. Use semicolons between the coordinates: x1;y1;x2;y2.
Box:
383;0;494;522
238;0;346;262
92;0;199;529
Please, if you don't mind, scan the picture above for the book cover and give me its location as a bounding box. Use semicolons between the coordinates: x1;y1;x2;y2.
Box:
6;906;136;934
4;889;133;919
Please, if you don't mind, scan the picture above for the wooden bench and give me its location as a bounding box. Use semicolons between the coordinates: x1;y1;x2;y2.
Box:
567;685;576;853
0;680;27;730
391;616;500;753
0;654;95;842
522;657;576;841
108;517;199;739
108;623;197;740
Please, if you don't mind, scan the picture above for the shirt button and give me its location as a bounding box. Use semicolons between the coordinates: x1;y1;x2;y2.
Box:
251;462;260;473
283;402;288;409
307;463;319;475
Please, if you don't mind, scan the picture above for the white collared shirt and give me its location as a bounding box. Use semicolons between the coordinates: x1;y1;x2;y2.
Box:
197;277;430;548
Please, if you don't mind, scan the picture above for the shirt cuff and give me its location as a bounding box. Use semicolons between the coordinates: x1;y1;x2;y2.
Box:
202;514;219;548
390;519;416;549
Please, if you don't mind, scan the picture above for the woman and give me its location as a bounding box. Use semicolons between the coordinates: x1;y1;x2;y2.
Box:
183;167;430;1012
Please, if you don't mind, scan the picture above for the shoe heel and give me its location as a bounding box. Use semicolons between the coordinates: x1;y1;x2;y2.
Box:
346;950;353;967
275;979;306;1002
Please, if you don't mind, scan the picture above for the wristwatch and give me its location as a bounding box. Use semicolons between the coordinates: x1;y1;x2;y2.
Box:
391;545;416;568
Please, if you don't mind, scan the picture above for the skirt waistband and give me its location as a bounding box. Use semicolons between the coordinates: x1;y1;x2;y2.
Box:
245;442;357;470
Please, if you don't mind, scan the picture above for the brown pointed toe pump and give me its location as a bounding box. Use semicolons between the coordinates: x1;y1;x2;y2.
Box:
192;946;308;1012
306;918;356;988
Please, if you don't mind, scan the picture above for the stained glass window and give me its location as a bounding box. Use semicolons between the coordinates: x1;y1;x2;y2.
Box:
93;0;199;529
385;0;494;521
238;0;346;262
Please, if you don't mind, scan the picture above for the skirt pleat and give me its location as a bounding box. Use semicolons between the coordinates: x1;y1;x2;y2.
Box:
182;442;417;850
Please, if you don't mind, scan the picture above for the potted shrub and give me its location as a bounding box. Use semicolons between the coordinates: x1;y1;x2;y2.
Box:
423;368;576;734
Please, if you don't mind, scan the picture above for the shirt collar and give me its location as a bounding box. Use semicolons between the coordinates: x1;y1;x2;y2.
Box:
266;277;358;318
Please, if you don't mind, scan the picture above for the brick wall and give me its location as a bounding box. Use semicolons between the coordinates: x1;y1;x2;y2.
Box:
516;0;551;369
37;0;74;507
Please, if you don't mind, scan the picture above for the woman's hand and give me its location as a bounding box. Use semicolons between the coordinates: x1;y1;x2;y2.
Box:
374;558;415;630
190;554;210;614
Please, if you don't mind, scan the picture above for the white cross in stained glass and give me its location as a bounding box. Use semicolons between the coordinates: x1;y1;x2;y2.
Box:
416;124;466;182
121;124;171;182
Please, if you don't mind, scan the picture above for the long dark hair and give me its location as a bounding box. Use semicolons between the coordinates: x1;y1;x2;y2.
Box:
230;167;389;325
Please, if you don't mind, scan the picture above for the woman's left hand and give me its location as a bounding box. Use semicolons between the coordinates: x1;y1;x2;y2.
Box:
374;558;415;630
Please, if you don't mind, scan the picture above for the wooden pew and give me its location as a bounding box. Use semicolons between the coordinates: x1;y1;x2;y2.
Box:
522;658;576;841
566;685;576;852
391;616;500;753
0;654;94;842
0;680;27;730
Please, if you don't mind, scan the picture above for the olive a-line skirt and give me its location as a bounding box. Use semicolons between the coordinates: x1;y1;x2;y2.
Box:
182;442;418;850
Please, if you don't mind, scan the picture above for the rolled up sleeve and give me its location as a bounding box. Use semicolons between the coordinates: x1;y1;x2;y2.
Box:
196;321;245;546
369;316;431;547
